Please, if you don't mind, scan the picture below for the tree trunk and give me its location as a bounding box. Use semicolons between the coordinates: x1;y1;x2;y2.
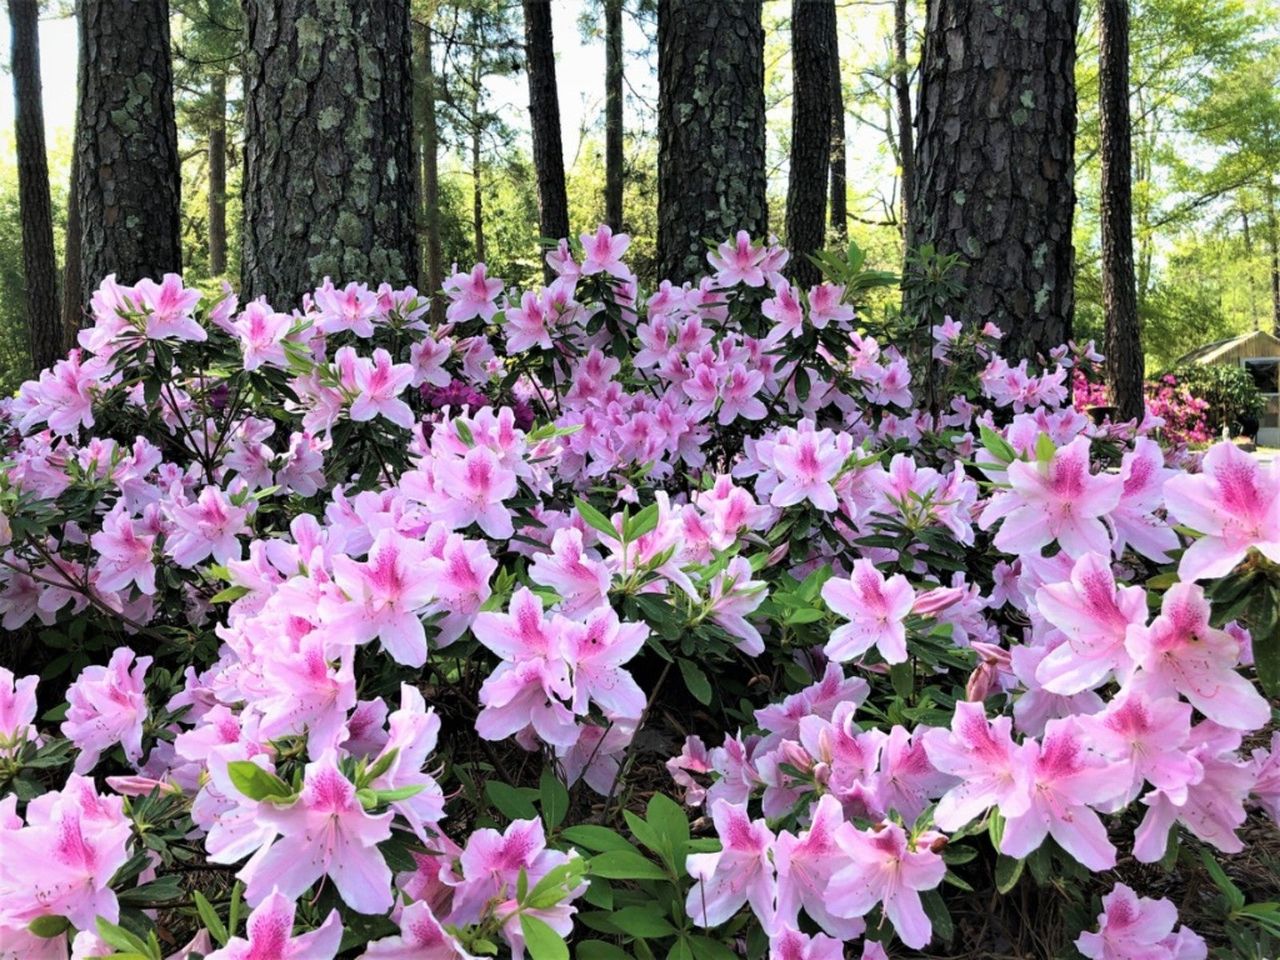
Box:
657;0;768;283
1267;182;1280;338
472;124;486;263
522;0;570;277
418;23;444;305
912;0;1080;361
1099;0;1143;422
208;72;228;277
8;0;61;373
604;0;624;231
62;133;83;343
241;0;418;305
76;0;182;306
785;0;835;288
828;30;847;243
893;0;915;249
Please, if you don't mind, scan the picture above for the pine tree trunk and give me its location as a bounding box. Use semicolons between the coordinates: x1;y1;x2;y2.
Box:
8;0;61;374
208;72;227;277
241;0;418;305
828;31;847;243
472;124;486;263
418;22;443;305
657;0;767;283
604;0;624;231
785;0;835;288
893;0;915;249
76;0;182;305
523;0;570;277
1268;183;1280;338
62;134;83;342
1099;0;1143;422
912;0;1080;360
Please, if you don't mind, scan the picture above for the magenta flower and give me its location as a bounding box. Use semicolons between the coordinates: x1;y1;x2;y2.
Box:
361;899;476;959
707;231;767;287
767;926;844;960
821;559;916;664
762;280;804;340
241;751;394;914
430;446;519;539
774;794;866;940
62;647;152;774
980;436;1121;557
165;485;250;567
1164;440;1280;580
686;799;777;930
579;224;632;278
350;348;415;429
1075;883;1206;960
826;820;947;950
1125;581;1269;731
314;278;378;337
135;273;206;342
329;530;436;666
91;503;157;595
769;422;845;512
923;701;1033;830
449;818;570;925
443;263;504;323
999;719;1129;870
232;300;292;371
528;527;611;617
806;283;854;328
1111;438;1179;563
205;888;342;960
562;605;648;720
422;532;497;646
1079;690;1200;806
1033;552;1145;693
0;667;38;756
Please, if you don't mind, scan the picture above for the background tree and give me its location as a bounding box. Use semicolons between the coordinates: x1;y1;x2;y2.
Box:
784;0;836;287
76;0;182;305
7;0;60;371
892;0;914;248
604;0;624;231
1099;0;1143;420
413;9;445;302
828;28;846;243
522;0;569;277
657;0;767;282
913;0;1081;359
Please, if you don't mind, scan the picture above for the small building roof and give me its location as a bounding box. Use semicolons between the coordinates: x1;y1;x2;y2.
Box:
1177;330;1280;365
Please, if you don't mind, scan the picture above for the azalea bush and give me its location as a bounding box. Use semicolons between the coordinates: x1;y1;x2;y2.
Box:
1072;365;1214;447
0;226;1278;960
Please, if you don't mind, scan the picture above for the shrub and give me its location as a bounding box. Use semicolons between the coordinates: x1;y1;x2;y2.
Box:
1168;362;1266;436
0;227;1278;959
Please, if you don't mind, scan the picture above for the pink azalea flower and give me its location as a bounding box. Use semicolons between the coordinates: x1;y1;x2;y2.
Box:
1250;732;1280;823
1076;883;1207;960
774;794;866;940
134;273;206;342
821;559;916;664
361;899;476;959
422;532;497;646
255;634;357;754
874;724;955;824
232;300;292;370
206;888;342;960
329;530;436;666
707;231;767;287
444;263;504;323
1125;581;1269;731
449;818;570;925
165;485;250;567
579;224;632;278
350;348;415;429
562;606;648;720
827;820;947;950
770;422;844;512
706;556;768;656
241;751;394;914
430;446;519;539
762;280;804;340
1033;552;1145;693
91;503;157;595
980;436;1122;558
767;926;844;960
0;667;38;755
1112;438;1180;562
923;701;1033;830
528;527;611;617
806;283;854;328
999;719;1129;870
1079;690;1201;806
686;799;777;930
314;279;378;337
62;647;152;774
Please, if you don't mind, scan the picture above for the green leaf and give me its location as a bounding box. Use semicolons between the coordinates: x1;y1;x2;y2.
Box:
577;940;634;960
561;825;644;856
625;503;661;541
677;658;712;705
226;761;293;803
485;780;539;820
575;498;619;541
609;905;677;939
646;793;690;869
519;914;569;960
686;936;740;960
539;768;570;829
193;891;229;946
1034;431;1056;464
995;854;1024;894
209;584;251;604
921;888;955;944
978;425;1017;465
588;850;669;880
1200;848;1247;912
95;918;154;958
27;915;70;939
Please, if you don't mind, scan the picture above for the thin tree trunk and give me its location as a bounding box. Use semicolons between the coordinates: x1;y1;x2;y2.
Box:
1099;0;1143;422
785;0;836;287
62;132;83;343
523;0;570;277
241;0;418;305
8;0;61;373
76;0;182;304
912;0;1080;360
419;23;444;303
472;124;486;263
829;30;847;243
604;0;624;231
657;0;768;283
208;72;228;277
1267;182;1280;338
893;0;915;249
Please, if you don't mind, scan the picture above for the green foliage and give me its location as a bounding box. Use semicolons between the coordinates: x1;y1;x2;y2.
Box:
1166;363;1265;432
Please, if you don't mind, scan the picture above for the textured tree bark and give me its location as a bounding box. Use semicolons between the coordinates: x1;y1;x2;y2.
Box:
1268;184;1280;337
893;0;915;249
1099;0;1143;422
657;0;768;284
912;0;1080;360
522;0;570;278
419;23;444;305
828;29;847;243
208;72;227;277
76;0;182;307
8;0;61;373
62;137;83;343
605;0;624;231
241;0;418;305
785;0;835;288
471;125;486;263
